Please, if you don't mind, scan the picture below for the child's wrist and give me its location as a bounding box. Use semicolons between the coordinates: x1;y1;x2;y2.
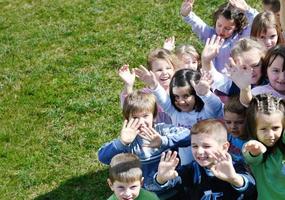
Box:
156;174;167;185
228;174;244;188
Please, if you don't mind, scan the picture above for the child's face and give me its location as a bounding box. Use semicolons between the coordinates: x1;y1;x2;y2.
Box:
267;55;285;94
215;15;236;39
256;111;283;147
256;27;278;50
235;49;263;85
172;85;195;112
177;53;198;71
129;111;154;129
151;59;174;90
108;179;142;200
191;133;228;168
224;111;245;138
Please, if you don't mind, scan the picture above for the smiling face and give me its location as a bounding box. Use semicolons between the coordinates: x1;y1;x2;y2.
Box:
172;85;195;112
108;179;142;200
267;55;285;94
256;27;278;49
151;59;174;90
255;111;283;147
191;133;229;167
235;49;263;85
215;15;236;39
129;111;154;130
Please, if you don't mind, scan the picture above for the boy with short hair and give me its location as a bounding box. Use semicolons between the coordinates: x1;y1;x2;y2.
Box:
154;119;257;199
224;96;248;163
98;91;191;193
107;153;159;200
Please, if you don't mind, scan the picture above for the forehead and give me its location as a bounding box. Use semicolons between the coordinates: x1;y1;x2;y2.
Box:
151;59;173;69
268;55;284;69
191;133;220;145
260;27;277;35
172;85;191;94
236;49;261;65
256;111;283;127
112;180;141;187
216;15;235;26
224;112;244;120
130;110;153;117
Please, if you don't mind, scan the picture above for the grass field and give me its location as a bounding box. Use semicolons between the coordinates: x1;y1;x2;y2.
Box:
0;0;260;199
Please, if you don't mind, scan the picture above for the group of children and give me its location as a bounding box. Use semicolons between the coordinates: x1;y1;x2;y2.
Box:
98;0;285;199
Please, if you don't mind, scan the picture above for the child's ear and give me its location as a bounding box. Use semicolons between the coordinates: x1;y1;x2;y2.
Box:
140;177;144;186
222;141;230;152
107;178;114;191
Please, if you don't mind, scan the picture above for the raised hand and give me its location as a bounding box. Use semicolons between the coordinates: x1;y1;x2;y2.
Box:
118;64;136;87
225;57;252;89
229;0;249;11
180;0;195;17
139;126;162;148
243;140;267;156
163;36;175;51
120;118;141;145
202;35;224;70
135;65;158;89
190;70;212;96
156;151;179;184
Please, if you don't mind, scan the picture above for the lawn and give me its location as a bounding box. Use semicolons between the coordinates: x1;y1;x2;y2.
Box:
0;0;260;199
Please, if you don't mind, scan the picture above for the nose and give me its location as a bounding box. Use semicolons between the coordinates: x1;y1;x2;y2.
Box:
123;188;132;197
197;147;204;154
266;130;275;139
264;38;271;46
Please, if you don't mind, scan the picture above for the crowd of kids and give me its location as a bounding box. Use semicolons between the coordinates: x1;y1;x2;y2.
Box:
99;0;285;199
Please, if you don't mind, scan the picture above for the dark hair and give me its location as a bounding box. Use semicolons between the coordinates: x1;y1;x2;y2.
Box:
243;94;285;162
169;69;204;112
224;95;246;116
213;3;248;35
262;44;285;77
263;0;280;13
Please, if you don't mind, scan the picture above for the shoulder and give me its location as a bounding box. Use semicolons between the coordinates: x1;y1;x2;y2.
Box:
138;188;159;199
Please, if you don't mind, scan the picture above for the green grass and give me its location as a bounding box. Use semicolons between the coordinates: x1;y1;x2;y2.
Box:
0;0;260;199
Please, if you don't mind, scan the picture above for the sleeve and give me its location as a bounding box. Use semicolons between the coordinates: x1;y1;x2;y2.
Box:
239;7;259;38
198;91;224;118
97;139;130;164
160;126;191;149
151;84;177;116
242;149;264;165
231;162;257;197
209;67;233;94
183;12;214;43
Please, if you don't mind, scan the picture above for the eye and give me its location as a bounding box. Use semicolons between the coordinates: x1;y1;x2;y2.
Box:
272;126;280;131
260;36;265;39
130;185;139;190
272;68;280;73
192;144;198;148
270;34;277;39
203;145;211;148
183;94;190;99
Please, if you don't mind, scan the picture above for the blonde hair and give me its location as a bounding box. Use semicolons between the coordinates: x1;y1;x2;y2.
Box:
175;45;200;61
122;90;157;120
250;11;284;45
191;119;228;144
231;38;266;59
147;48;179;70
109;153;142;183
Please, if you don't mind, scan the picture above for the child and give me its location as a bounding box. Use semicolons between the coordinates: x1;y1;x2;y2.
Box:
224;96;248;163
163;36;200;71
250;11;284;50
135;67;224;165
154;119;257;199
262;0;281;23
242;94;285;199
98;91;191;193
107;153;159;200
118;48;178;124
181;0;258;72
232;44;285;106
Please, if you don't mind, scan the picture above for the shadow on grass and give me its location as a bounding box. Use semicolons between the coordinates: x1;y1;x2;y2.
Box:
35;169;111;200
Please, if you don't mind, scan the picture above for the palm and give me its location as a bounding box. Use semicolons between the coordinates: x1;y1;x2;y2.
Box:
121;127;138;144
227;58;251;89
118;65;135;86
211;160;236;181
158;158;178;181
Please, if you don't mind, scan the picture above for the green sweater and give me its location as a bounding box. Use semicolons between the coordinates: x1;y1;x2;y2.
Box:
243;132;285;200
107;188;159;200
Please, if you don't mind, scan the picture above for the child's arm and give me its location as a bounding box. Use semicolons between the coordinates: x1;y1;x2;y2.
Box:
201;35;232;94
209;151;244;187
242;140;267;165
118;64;136;107
98;119;141;164
181;0;213;43
163;36;175;51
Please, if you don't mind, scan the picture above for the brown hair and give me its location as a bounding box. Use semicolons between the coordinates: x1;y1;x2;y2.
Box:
250;11;285;45
244;94;285;161
109;153;142;183
213;3;248;35
224;95;246;116
122;90;157;120
263;0;280;13
191;119;228;144
147;48;179;71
